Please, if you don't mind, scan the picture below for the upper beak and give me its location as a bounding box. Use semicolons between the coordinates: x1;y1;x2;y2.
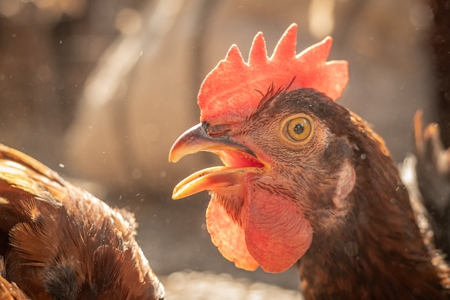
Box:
168;123;263;200
169;123;253;163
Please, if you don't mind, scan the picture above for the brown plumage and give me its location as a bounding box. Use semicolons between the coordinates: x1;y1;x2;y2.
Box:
281;91;450;298
170;87;450;299
0;258;28;300
0;144;164;299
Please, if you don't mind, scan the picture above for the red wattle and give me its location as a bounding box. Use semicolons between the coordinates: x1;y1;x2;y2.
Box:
243;189;313;273
206;196;259;271
206;186;313;273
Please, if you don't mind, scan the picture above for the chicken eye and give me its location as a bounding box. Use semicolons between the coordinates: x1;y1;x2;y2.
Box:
281;114;314;143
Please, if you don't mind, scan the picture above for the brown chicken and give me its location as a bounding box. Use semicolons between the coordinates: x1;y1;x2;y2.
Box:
0;144;164;299
411;111;450;256
169;24;450;298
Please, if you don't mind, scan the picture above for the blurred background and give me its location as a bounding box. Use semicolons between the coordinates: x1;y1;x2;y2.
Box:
0;0;447;298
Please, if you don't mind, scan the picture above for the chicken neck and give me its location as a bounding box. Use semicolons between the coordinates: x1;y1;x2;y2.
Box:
297;122;449;299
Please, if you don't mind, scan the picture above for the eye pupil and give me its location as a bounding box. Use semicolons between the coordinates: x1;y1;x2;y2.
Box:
293;123;304;135
283;116;312;142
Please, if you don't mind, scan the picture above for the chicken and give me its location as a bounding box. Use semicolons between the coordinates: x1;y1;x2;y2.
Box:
0;144;164;299
169;24;450;298
408;111;450;256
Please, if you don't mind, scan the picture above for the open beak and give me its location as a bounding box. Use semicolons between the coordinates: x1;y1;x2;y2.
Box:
169;123;265;199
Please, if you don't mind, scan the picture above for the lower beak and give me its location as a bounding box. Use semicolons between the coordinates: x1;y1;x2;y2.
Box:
171;166;253;199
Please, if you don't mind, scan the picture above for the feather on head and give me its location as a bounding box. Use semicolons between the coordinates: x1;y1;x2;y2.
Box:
198;24;349;125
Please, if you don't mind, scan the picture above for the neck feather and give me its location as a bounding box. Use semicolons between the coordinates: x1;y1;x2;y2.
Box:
298;123;450;299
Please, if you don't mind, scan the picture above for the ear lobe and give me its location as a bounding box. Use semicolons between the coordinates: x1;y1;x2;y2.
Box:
332;160;355;209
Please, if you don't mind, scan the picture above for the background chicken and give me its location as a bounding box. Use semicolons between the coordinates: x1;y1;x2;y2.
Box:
403;111;450;258
169;24;450;298
0;144;164;299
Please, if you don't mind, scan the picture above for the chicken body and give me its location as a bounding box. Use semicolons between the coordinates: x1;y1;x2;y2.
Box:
0;144;164;299
170;88;450;298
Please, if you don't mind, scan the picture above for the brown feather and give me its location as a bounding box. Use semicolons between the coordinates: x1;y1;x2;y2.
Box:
0;144;164;299
0;258;28;300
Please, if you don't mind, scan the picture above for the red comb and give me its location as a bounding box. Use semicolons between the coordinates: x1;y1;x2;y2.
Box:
198;23;349;124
